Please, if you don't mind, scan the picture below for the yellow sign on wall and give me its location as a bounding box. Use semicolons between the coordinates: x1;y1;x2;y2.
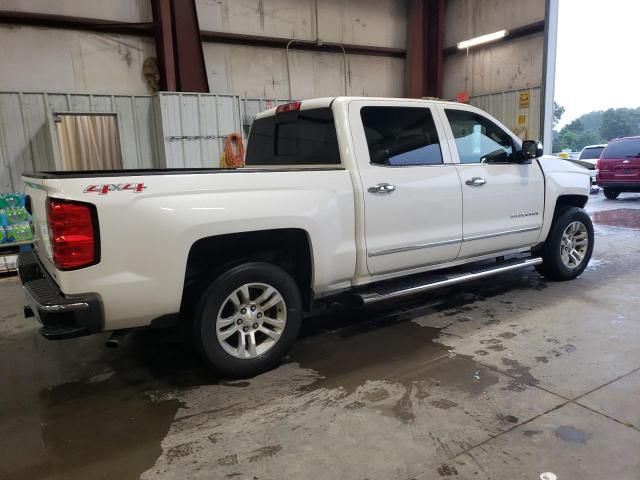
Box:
518;114;527;125
519;91;530;108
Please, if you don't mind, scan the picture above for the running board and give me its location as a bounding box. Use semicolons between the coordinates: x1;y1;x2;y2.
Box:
354;257;543;306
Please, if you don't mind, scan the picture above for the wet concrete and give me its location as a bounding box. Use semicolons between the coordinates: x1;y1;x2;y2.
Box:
591;208;640;229
1;191;640;479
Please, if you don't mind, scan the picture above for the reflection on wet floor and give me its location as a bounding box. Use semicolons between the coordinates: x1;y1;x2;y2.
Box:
0;327;188;480
591;208;640;229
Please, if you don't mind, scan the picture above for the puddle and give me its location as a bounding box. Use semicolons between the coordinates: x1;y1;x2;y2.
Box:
35;381;182;480
291;305;500;399
0;325;195;480
555;425;590;444
591;208;640;229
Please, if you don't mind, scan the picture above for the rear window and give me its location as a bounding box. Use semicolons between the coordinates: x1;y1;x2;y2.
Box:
602;139;640;159
245;108;341;166
579;147;604;160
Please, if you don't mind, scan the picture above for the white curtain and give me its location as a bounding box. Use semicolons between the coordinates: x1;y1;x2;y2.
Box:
56;115;123;170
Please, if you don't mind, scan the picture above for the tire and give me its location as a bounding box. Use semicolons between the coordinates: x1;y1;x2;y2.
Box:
603;188;619;200
194;262;302;378
535;207;594;281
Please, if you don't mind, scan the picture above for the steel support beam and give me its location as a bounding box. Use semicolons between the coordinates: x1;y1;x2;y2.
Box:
541;0;559;154
0;10;154;35
200;30;405;58
171;0;209;92
405;0;425;97
424;0;445;98
151;0;176;91
405;0;445;98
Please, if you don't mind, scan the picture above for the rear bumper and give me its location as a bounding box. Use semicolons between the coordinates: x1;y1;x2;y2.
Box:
596;181;640;191
17;251;103;340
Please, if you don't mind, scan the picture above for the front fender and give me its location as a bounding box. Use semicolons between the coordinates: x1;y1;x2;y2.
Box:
537;157;590;242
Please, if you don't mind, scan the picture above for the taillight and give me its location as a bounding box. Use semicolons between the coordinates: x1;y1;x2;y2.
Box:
596;158;602;171
47;198;98;270
276;101;301;114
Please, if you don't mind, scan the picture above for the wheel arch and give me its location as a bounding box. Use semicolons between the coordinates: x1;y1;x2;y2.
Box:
181;228;314;315
554;194;589;213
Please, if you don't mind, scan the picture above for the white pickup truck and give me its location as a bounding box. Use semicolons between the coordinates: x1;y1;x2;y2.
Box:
19;97;593;377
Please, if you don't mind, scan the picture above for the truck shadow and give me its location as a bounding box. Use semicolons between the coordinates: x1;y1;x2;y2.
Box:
122;267;548;387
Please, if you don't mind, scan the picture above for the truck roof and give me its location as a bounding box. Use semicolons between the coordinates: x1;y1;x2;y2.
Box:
254;96;466;119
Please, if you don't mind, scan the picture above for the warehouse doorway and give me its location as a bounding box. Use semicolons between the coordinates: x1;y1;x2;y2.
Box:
55;113;123;171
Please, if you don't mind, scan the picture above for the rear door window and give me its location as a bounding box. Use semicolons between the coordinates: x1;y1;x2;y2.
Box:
602;139;640;159
579;147;604;160
246;108;341;166
360;106;443;166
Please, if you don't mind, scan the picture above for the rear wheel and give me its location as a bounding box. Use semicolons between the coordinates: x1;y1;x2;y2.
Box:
603;188;620;200
535;207;594;281
194;262;302;378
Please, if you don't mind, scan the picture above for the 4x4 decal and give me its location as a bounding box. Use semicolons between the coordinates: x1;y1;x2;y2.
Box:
83;183;147;195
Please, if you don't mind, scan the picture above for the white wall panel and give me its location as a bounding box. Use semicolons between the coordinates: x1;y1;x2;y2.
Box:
0;0;152;22
197;0;314;40
0;26;155;95
196;0;407;49
318;0;407;49
443;34;544;99
204;43;404;99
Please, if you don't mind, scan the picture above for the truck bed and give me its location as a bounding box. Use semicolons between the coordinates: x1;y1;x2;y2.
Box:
22;167;344;179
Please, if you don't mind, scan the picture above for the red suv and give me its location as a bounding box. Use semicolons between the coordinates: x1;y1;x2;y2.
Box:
597;136;640;199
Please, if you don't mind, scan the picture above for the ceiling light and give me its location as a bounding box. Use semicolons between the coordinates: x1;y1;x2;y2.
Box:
457;30;508;50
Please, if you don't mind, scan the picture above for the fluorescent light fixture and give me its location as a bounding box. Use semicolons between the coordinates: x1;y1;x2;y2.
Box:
457;29;508;50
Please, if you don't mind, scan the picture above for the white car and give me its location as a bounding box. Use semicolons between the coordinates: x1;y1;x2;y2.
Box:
576;144;607;188
19;97;593;377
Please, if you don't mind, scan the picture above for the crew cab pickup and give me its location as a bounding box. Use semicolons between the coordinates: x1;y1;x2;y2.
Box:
19;97;593;377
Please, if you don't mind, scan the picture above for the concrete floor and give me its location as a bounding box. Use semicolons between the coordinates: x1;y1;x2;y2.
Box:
2;192;640;480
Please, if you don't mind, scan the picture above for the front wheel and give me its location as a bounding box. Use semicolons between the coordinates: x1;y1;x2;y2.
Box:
603;188;619;200
194;262;302;378
535;207;594;281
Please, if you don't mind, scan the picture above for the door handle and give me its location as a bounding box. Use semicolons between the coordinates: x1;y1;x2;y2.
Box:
465;177;487;187
368;183;397;194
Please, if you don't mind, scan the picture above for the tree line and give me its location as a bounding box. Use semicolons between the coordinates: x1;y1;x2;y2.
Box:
553;103;640;152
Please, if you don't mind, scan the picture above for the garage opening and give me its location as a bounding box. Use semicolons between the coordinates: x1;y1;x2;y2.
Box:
55;113;123;171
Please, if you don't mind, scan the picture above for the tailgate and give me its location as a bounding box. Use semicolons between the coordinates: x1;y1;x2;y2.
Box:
611;157;640;180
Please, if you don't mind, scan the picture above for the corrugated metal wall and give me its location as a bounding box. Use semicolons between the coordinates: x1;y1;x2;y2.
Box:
155;93;243;169
0;92;158;191
470;87;542;141
0;91;251;190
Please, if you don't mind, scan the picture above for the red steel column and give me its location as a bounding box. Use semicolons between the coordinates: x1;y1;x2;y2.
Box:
424;0;445;98
171;0;209;92
151;0;177;91
405;0;425;98
405;0;444;98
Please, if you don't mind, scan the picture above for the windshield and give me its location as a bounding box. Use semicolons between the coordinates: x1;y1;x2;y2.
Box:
579;146;604;160
602;138;640;159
